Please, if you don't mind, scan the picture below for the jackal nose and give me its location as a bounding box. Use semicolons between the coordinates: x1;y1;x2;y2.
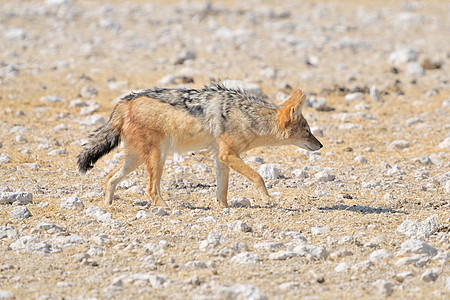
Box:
318;141;323;149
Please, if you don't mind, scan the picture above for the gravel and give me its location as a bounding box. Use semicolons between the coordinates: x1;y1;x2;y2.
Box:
0;0;448;298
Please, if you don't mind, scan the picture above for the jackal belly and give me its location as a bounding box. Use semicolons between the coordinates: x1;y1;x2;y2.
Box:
124;97;215;153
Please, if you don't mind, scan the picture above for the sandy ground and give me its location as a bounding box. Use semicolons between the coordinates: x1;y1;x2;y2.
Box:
0;0;449;299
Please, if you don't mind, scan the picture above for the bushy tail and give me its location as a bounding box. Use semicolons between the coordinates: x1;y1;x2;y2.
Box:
77;105;124;174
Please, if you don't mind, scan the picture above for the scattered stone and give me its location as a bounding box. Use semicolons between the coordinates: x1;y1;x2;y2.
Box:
394;271;414;283
79;114;105;126
396;216;439;237
268;250;296;260
229;220;252;232
136;210;150;219
61;195;84;210
39;95;65;103
338;123;363;130
369;85;381;101
199;230;225;251
314;170;336;182
386;165;406;176
152;207;169;216
216;284;267;300
345;92;365;102
48;148;68;156
4;28;26;40
387;140;409;150
174;50;196;65
405;117;423;127
370;249;393;260
157;74;176;86
399;239;438;257
0;290;15;299
259;164;281;180
291;169;309;179
311;227;329;235
373;280;393;297
0;192;33;205
80;86;98;99
185;261;207;269
11;206;32;219
354;155;367;164
334;262;350;272
388;46;418;65
406;62;425;76
229;196;252;208
438;137;450;149
0;154;12;164
421;268;441;282
231;252;262;264
306;96;327;110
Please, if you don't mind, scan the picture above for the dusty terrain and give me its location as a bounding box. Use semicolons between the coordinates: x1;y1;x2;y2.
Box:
0;0;449;299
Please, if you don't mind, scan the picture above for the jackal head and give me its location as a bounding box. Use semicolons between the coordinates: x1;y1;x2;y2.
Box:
277;89;323;151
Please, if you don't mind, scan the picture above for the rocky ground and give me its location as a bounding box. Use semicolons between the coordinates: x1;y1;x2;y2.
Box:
0;0;449;299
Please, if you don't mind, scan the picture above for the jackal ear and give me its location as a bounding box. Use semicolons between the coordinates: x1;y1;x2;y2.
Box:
287;90;306;120
278;89;306;127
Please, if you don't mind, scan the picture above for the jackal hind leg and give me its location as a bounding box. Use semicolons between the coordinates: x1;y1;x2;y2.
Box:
215;157;230;208
105;152;142;205
218;148;272;206
144;148;168;208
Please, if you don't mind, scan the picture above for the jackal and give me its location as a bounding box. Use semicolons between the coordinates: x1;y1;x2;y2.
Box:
77;81;323;208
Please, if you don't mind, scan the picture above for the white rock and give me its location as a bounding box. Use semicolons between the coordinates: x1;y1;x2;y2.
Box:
369;85;381;101
80;103;101;115
0;192;33;204
4;28;26;40
269;250;296;260
406;62;425;76
445;180;450;193
157;74;176;86
222;80;263;96
370;249;393;260
354;155;367;164
259;164;281;180
396;216;439;237
108;81;128;90
40;95;65;103
230;196;252;208
438;137;450;149
231;252;262;264
334;262;350;272
80;86;98;99
48;148;68;156
387;140;410;150
152;207;169;216
311;227;329;235
314;170;336;182
345;92;365;102
35;222;63;233
0;290;15;299
185;261;207;269
260;67;277;79
135;210;149;219
291;169;309;179
79;114;105;126
388;46;418;65
307;96;327;110
387;165;406;176
399;239;438;256
217;284;267;300
405;117;423;127
229;220;252;232
338;123;363;130
61;195;84;210
10;206;32;219
442;99;450;108
254;242;285;252
394;271;414;283
0;154;12;164
199;230;225;251
293;243;328;260
373;280;393;297
69;99;87;108
422;268;441;282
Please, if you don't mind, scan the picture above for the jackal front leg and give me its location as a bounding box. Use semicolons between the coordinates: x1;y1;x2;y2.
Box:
218;149;271;206
215;157;230;208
